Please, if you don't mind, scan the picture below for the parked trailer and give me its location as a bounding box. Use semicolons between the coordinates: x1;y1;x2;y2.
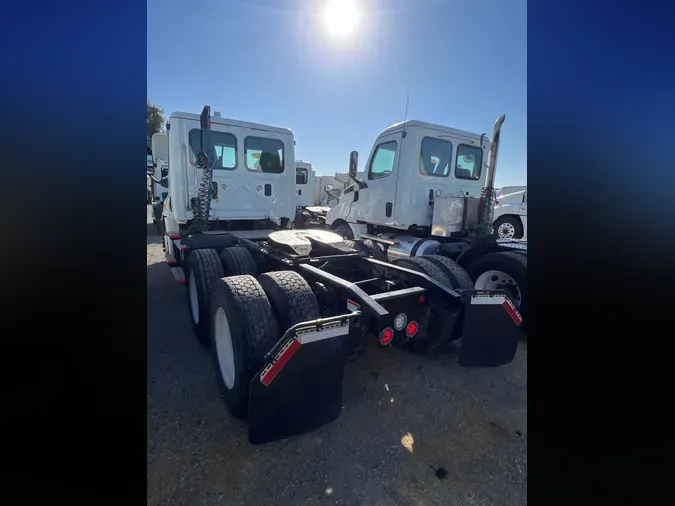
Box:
324;116;528;328
159;106;523;444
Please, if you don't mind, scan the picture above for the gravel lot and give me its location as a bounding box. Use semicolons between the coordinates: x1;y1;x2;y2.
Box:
147;211;527;506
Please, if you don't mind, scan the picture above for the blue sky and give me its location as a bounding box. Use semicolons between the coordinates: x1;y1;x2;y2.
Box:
147;0;526;187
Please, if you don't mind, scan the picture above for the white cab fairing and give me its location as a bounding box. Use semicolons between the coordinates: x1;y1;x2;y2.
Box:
166;112;296;224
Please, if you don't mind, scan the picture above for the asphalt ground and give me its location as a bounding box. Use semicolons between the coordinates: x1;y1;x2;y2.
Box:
146;208;527;506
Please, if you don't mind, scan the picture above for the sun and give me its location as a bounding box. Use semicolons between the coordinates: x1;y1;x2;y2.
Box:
322;0;360;38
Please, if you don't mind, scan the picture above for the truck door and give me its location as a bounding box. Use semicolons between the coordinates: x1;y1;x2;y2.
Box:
452;142;487;198
361;132;403;226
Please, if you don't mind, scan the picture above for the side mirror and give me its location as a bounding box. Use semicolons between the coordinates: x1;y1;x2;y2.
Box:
349;151;358;179
324;184;334;192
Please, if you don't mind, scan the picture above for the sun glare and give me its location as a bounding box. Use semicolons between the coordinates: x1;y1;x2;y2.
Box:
323;0;360;38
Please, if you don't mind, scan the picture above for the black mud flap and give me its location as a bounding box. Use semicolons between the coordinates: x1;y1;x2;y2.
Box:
458;290;523;367
247;313;358;445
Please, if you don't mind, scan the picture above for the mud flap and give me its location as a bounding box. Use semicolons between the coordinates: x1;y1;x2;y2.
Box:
247;314;357;444
458;290;523;367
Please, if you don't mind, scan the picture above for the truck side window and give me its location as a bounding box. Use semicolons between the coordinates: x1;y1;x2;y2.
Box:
188;129;237;170
245;136;285;174
455;145;483;180
419;137;452;177
368;141;397;180
296;167;308;185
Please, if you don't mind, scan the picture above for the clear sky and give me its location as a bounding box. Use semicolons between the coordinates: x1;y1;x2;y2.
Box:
147;0;526;187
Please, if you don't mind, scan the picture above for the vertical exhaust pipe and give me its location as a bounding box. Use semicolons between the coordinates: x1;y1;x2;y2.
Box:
485;114;506;191
477;114;506;232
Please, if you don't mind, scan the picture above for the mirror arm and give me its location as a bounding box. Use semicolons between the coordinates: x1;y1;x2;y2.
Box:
354;178;368;190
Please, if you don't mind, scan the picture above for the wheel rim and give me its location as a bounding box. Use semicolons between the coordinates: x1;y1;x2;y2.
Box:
214;307;236;390
497;222;515;239
189;274;199;324
474;269;522;307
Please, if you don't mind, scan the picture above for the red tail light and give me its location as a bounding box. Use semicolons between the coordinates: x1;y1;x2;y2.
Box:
379;327;394;346
406;321;418;338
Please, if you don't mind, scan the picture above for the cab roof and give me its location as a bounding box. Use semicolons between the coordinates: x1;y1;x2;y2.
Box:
170;111;293;136
379;120;488;143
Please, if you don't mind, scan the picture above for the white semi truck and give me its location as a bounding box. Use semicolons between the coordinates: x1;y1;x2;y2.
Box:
324;115;528;327
293;161;330;228
155;105;524;444
148;133;170;231
493;188;527;239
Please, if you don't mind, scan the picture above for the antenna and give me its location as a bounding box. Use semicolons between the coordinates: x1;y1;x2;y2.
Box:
401;92;409;139
403;92;409;123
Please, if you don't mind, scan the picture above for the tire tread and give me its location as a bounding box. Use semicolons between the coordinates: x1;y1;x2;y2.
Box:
220;246;257;276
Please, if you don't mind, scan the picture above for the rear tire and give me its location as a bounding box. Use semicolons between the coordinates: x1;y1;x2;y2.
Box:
361;239;387;261
210;275;281;418
257;271;321;333
292;211;309;229
392;257;451;286
334;223;354;240
420;255;473;290
392;257;452;352
466;251;528;330
186;249;224;348
219;246;257;276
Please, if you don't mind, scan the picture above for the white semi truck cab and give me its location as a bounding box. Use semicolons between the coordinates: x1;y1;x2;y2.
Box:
295;161;316;208
326;119;494;239
161;111;296;241
293;161;333;229
324;115;528;328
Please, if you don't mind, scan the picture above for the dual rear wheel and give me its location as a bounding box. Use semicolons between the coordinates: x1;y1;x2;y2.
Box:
185;246;321;417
